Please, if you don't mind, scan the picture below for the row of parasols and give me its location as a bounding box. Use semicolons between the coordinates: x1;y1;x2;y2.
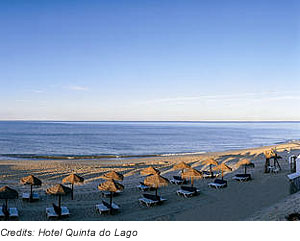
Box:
0;158;254;218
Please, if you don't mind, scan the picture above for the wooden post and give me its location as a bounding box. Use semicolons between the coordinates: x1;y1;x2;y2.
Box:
30;184;33;202
71;183;74;200
264;158;270;173
110;192;113;214
58;194;61;209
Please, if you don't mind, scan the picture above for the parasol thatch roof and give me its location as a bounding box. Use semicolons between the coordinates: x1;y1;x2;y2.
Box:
20;175;42;186
201;158;219;166
98;179;124;193
181;167;203;179
213;163;232;172
236;159;255;168
264;150;275;158
46;184;72;196
173;161;191;170
62;173;84;184
99;171;124;181
143;173;169;188
0;186;18;199
140;166;160;176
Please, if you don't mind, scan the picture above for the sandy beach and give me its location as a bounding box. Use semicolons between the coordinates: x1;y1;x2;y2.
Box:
0;141;300;221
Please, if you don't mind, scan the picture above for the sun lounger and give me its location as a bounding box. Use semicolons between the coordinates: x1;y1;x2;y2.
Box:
170;176;186;185
139;194;167;207
9;208;18;218
0;207;19;219
268;166;280;173
101;190;122;197
137;182;155;191
208;179;227;189
22;192;40;201
46;206;70;219
202;171;216;178
96;201;120;214
176;186;200;197
232;174;251;182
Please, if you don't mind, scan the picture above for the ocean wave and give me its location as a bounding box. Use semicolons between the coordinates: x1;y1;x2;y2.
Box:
0;151;208;160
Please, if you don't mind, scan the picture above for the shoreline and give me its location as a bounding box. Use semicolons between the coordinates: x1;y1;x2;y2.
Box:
0;141;299;220
1;139;299;162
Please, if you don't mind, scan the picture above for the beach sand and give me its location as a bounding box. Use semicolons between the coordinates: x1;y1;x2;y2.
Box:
0;141;300;221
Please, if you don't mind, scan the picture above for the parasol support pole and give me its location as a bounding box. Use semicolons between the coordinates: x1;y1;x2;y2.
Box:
265;158;270;173
30;184;33;202
210;164;214;177
58;194;61;209
5;199;8;208
110;192;113;214
155;188;158;197
71;183;74;200
191;177;194;187
245;166;247;174
222;170;224;180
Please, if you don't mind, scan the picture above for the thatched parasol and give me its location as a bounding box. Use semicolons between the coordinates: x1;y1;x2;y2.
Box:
264;150;275;159
99;171;124;181
201;158;219;177
98;180;124;214
46;184;72;209
173;161;190;171
213;163;232;180
143;173;169;197
236;159;255;174
0;186;18;209
140;166;160;176
181;167;203;187
62;173;84;200
20;175;42;202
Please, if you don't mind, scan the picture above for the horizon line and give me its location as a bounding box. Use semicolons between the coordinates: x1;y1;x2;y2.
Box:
0;120;300;123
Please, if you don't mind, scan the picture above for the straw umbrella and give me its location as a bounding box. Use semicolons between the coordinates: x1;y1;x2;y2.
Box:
62;174;84;200
236;159;255;174
140;166;160;176
20;175;42;202
98;180;124;214
201;158;219;177
181;167;203;187
0;186;18;213
99;171;124;182
213;163;232;180
46;184;71;210
173;161;190;173
143;173;169;198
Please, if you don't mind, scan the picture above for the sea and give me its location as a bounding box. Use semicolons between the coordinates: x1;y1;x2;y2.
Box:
0;121;299;160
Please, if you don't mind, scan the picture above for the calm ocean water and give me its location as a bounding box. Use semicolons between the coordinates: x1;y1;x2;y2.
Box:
0;121;299;160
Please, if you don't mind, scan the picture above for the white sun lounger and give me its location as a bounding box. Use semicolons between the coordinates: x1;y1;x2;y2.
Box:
232;174;251;182
138;197;167;207
137;182;154;191
101;190;122;197
208;181;227;189
22;192;40;200
170;177;185;185
96;202;120;214
46;206;70;218
0;207;19;218
176;189;200;198
232;176;248;182
9;208;19;218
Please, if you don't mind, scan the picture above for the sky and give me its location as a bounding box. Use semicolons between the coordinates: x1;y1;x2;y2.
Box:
0;0;299;121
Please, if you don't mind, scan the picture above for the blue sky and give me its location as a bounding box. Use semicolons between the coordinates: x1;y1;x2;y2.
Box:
0;0;299;121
